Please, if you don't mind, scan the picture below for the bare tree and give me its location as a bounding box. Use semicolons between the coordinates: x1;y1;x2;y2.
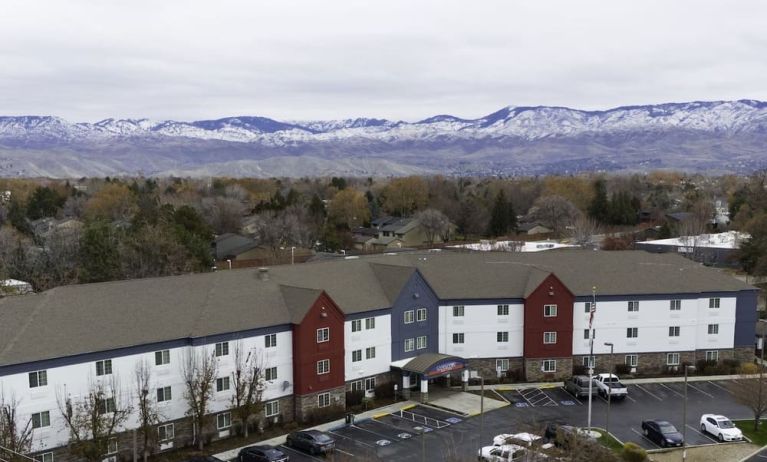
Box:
730;373;767;431
57;378;132;462
527;195;580;238
569;215;601;248
415;208;452;244
182;348;218;451
202;197;246;235
0;391;33;461
134;360;161;462
231;342;266;438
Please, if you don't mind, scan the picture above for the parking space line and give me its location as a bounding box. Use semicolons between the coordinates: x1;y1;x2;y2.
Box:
708;381;735;395
280;445;326;461
330;429;375;447
659;383;685;398
635;384;663;401
493;389;510;403
687;383;715;399
630;427;661;448
515;389;535;407
687;424;718;444
560;387;583;405
336;448;355;457
352;423;397;441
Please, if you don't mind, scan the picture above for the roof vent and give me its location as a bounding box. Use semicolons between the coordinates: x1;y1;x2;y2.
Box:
257;267;269;281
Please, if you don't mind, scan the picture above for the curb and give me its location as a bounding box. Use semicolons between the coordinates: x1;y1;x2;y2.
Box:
739;444;767;462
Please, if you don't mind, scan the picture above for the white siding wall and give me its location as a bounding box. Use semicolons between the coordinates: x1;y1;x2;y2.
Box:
344;314;391;382
572;296;736;355
438;303;525;358
0;331;293;452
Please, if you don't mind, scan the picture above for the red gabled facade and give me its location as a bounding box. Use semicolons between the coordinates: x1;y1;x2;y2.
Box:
292;291;346;395
523;273;574;358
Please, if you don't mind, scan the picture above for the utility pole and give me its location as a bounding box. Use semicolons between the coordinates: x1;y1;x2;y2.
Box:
604;342;614;437
479;375;485;449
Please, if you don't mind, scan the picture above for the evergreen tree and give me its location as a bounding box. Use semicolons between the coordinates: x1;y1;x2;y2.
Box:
488;190;512;236
26;186;66;220
79;220;122;283
588;179;609;223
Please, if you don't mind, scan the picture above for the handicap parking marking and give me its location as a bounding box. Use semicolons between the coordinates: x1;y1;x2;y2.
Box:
514;402;530;408
559;386;584;405
445;417;463;424
560;400;576;406
519;388;558;406
634;384;664;401
659;382;685;398
279;444;327;461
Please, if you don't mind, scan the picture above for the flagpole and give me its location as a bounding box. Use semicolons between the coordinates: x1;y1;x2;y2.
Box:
587;286;596;434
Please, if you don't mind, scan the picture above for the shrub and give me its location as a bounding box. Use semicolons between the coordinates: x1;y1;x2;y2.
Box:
375;381;395;399
614;363;632;375
572;364;588;376
621;442;647;462
741;362;759;374
505;368;523;382
346;390;364;407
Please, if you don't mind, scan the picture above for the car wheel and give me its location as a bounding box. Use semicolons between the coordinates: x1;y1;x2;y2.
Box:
719;433;724;442
701;424;706;432
310;447;316;456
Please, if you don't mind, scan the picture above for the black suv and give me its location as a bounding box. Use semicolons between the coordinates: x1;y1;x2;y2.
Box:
238;445;289;462
286;430;336;456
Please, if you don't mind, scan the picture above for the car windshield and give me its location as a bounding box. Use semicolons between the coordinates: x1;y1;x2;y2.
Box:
718;419;735;429
314;434;333;443
659;424;678;434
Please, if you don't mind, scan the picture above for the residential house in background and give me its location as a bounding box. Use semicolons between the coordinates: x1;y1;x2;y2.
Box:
351;216;442;251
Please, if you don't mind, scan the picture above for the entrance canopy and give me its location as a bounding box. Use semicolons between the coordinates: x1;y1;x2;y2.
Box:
391;353;465;379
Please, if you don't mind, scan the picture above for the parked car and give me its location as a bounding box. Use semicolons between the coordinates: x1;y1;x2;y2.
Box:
564;375;598;398
478;444;528;461
238;444;290;462
594;373;628;400
286;430;336;456
700;414;744;442
181;458;225;462
493;432;542;447
641;420;684;447
544;423;596;447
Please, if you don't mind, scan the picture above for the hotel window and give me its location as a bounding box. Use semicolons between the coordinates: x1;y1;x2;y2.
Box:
318;393;331;408
157;386;172;402
366;347;376;359
29;370;48;388
669;326;680;337
453;306;465;317
107;438;118;455
583;329;592;340
316;327;330;343
265;400;280;417
352;350;362;362
215;342;229;357
97;397;116;415
628;301;639;312
217;412;231;430
158;423;174;442
582;356;595;368
625;354;638;368
350;380;363;392
706;350;719;362
626;327;638;338
416;308;427;322
709;298;720;309
452;333;465;344
155;350;170;365
497;304;509;316
365;377;376;391
96;359;112;376
31;411;50;429
216;377;230;392
365;317;376;329
497;331;509;343
496;359;509;372
667;353;680;366
34;454;53;462
708;324;719;335
584;301;592;313
542;360;556;373
670;299;681;311
543;332;557;344
265;366;278;381
405;338;415;352
317;359;330;374
404;310;415;324
351;319;362;332
416;336;427;349
543;305;557;317
265;333;277;348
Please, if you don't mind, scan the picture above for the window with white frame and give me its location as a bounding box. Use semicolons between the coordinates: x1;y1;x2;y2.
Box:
265;366;278;381
584;301;592;313
265;333;277;348
543;305;557;317
625;354;638;368
709;298;720;309
708;324;719;335
453;333;465;344
670;299;681;311
217;412;231;430
351;319;362;332
365;317;376;329
706;350;719;362
215;342;229;357
317;359;330;374
542;360;556;373
626;327;638;338
543;332;557;344
666;353;680;366
416;336;427;349
497;331;509;343
365;377;376;391
366;347;376;359
416;308;427;322
352;350;362;362
29;370;47;388
31;411;50;429
582;356;595;368
155;350;170;365
453;306;465;317
628;301;639;312
404;310;415;324
669;326;680;337
318;392;331;407
351;380;363;392
216;377;230;392
265;400;280;417
404;338;415;352
158;423;174;442
97;397;116;415
34;453;53;462
497;359;510;372
497;304;509;316
316;327;330;343
157;386;172;402
96;359;112;376
107;437;118;455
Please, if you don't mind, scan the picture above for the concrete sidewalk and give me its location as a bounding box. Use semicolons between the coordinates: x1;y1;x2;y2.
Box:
463;373;752;391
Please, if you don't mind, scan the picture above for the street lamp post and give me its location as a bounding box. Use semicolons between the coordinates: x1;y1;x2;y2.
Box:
604;342;614;437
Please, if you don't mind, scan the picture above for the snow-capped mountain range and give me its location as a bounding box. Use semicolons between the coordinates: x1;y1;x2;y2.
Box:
1;100;766;177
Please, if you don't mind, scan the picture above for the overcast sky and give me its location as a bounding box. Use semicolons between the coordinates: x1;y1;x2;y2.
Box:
1;0;765;122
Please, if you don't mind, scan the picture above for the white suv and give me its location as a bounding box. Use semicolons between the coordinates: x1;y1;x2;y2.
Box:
700;414;743;442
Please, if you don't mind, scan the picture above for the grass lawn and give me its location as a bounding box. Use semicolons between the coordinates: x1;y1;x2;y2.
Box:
734;419;767;446
594;428;626;453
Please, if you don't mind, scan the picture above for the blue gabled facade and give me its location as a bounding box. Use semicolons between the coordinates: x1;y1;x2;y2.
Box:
390;269;440;361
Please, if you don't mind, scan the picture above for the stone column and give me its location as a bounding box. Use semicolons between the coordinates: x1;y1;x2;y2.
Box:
461;369;469;391
420;378;429;403
402;373;411;400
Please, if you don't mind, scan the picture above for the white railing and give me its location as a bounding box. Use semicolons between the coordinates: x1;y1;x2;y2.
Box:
395;409;449;429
